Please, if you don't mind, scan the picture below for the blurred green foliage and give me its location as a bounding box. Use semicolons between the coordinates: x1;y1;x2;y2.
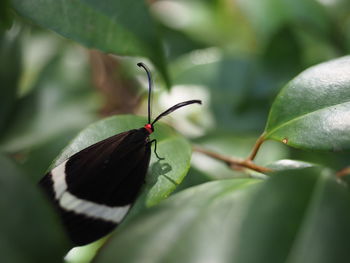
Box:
1;0;350;262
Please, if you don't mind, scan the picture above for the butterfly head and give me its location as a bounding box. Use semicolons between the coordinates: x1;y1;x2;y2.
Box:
144;123;154;134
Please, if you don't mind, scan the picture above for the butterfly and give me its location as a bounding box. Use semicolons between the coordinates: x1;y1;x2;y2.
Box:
39;62;201;246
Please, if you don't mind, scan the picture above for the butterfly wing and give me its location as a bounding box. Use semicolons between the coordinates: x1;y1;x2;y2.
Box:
39;129;151;246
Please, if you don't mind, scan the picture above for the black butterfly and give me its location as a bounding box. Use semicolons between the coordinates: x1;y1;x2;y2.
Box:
39;62;201;246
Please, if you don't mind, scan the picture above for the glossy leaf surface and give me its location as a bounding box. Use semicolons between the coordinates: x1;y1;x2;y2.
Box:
265;56;350;151
95;178;259;263
94;169;350;263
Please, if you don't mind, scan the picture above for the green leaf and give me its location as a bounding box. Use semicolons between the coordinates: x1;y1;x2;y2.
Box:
265;56;350;151
266;159;315;171
234;168;350;263
0;154;69;263
11;0;169;86
54;115;192;207
236;0;329;45
0;30;21;134
171;166;213;194
94;178;260;263
159;25;208;60
94;168;350;263
0;0;13;30
261;26;303;81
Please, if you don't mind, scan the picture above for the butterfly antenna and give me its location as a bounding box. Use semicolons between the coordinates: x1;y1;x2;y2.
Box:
152;100;202;125
137;62;153;124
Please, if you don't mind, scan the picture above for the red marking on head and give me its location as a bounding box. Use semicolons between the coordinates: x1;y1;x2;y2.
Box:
144;124;153;134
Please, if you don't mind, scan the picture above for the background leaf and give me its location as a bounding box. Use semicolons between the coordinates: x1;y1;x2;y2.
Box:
0;0;13;30
172;55;273;133
10;0;169;85
0;154;69;263
233;168;350;263
0;30;21;133
94;168;350;263
94;178;260;263
265;56;350;151
0;44;98;152
266;159;315;171
236;0;330;45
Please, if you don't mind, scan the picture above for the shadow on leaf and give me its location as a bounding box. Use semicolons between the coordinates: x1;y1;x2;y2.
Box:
148;160;175;186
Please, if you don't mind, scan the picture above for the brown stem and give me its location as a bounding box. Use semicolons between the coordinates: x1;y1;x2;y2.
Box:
246;132;266;161
193;145;272;174
336;167;350;178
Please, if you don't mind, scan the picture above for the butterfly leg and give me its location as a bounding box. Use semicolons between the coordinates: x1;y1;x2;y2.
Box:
150;139;165;160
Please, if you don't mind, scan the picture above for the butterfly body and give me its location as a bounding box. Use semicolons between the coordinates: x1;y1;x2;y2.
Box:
39;62;201;246
39;127;152;245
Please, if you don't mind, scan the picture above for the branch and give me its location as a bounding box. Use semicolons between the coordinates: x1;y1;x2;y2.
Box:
246;132;266;161
336;166;350;178
193;145;272;174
